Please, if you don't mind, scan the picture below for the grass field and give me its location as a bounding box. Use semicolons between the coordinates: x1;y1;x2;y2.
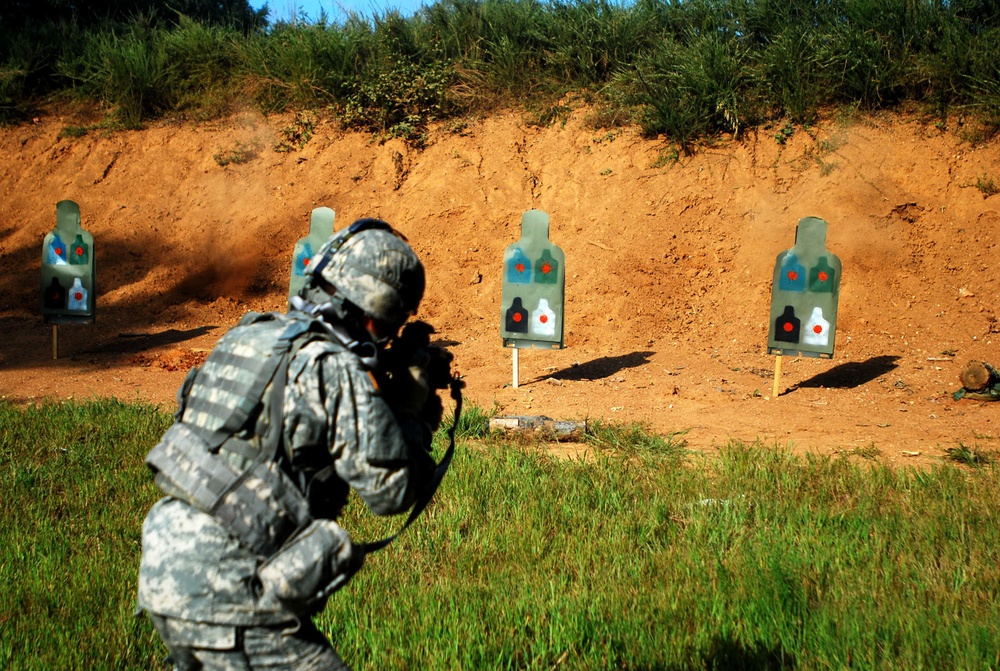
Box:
1;399;999;669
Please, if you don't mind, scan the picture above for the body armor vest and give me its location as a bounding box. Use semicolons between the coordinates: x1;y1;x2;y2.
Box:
145;311;340;557
146;309;463;562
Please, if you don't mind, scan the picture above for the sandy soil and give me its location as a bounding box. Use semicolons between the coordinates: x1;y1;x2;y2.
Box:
2;106;1000;467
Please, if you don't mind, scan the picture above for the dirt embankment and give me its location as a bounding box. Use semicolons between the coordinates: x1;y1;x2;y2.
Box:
2;108;1000;465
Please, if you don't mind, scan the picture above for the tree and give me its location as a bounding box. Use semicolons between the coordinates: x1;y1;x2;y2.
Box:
0;0;268;32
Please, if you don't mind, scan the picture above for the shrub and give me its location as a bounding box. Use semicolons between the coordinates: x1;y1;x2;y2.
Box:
57;17;170;127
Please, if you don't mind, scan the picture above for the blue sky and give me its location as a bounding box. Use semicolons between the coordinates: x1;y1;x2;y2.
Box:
251;0;430;23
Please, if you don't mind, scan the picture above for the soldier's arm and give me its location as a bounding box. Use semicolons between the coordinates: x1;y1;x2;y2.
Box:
285;343;434;516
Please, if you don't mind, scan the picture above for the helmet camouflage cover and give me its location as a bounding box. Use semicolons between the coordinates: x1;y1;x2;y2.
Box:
309;222;425;328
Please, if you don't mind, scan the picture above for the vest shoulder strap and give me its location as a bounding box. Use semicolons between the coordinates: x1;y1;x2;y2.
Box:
179;312;330;451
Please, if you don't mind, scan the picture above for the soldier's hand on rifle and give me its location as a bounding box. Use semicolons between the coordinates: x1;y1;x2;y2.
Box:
389;355;431;417
383;321;456;432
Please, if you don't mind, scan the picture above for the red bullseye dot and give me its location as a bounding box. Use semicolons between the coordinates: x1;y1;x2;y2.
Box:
75;247;83;255
541;263;552;274
782;322;794;332
303;259;310;266
74;292;83;300
515;263;525;273
56;248;63;255
787;271;798;281
813;325;823;334
512;313;522;323
818;271;829;282
540;315;549;324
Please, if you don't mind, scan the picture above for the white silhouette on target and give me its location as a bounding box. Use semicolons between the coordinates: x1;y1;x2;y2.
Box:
802;306;830;346
67;278;88;311
531;298;556;336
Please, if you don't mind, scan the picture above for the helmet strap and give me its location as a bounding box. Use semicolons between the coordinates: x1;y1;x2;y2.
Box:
292;286;384;370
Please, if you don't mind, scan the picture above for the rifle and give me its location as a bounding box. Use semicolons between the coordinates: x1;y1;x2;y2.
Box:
361;320;463;554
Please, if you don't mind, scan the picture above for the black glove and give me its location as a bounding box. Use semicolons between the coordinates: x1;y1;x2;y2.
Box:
420;389;445;433
383;322;455;431
390;354;432;416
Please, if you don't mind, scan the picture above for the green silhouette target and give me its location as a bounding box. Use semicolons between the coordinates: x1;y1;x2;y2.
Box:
288;207;335;304
41;200;95;324
501;210;565;349
767;217;842;358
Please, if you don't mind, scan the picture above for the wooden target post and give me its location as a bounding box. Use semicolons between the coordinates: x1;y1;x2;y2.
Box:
512;347;519;388
772;354;782;398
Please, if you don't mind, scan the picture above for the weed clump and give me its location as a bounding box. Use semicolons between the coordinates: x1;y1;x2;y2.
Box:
976;174;999;198
213;139;261;166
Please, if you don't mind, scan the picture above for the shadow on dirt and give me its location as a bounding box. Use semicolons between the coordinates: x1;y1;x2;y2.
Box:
82;326;218;355
0;314;220;369
791;355;900;391
544;351;655;381
0;227;287;320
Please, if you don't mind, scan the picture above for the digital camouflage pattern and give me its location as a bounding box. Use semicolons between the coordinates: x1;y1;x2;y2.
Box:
179;333;278;436
138;328;436;663
145;313;325;559
148;612;349;670
257;519;362;615
311;226;425;328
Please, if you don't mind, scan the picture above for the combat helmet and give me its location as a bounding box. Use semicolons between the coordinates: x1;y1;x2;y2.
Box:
303;218;425;331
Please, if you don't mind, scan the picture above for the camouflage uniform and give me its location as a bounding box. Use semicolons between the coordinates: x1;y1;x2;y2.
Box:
138;324;436;669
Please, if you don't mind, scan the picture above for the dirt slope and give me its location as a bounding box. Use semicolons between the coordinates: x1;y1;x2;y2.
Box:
2;107;1000;464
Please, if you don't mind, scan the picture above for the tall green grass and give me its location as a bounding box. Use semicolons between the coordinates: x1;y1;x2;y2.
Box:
4;0;1000;141
57;18;171;128
2;399;999;669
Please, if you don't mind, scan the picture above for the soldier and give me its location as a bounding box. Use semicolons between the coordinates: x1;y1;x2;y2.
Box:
137;219;454;670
